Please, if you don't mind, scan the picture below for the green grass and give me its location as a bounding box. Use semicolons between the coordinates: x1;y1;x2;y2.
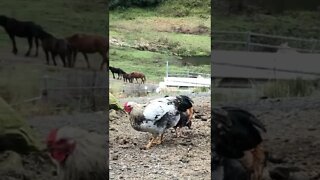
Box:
214;11;320;38
0;0;107;45
0;0;107;115
110;47;210;82
110;7;210;84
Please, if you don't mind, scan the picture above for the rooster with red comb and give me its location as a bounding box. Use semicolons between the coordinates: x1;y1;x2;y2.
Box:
46;126;107;180
124;95;193;149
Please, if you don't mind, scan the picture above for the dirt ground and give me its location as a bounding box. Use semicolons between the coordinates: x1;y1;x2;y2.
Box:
216;97;320;180
2;94;320;179
109;95;211;180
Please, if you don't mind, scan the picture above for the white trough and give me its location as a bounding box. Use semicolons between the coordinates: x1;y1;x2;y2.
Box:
159;76;211;88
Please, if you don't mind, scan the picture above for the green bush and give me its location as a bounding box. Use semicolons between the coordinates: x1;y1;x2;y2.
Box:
157;0;211;17
109;0;165;9
262;78;314;98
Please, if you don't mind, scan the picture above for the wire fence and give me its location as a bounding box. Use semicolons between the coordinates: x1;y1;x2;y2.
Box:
213;31;320;53
41;71;107;111
10;70;108;112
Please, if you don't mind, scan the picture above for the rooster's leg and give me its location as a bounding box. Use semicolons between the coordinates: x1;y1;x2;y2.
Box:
144;136;156;149
154;133;165;145
175;127;179;138
160;133;165;142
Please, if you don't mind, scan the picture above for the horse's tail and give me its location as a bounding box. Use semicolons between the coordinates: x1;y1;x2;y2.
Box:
143;75;146;82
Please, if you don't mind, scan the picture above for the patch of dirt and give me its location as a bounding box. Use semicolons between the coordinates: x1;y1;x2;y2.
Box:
217;97;320;180
109;95;211;179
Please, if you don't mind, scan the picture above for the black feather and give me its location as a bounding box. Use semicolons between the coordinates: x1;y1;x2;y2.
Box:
213;106;266;159
176;95;193;112
174;111;191;129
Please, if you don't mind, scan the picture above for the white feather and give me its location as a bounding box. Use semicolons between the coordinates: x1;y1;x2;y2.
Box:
143;97;177;121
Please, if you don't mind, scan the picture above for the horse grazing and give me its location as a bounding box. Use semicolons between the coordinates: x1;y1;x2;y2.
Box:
130;72;146;84
109;66;126;79
66;33;108;70
123;73;133;83
0;15;44;56
38;30;72;67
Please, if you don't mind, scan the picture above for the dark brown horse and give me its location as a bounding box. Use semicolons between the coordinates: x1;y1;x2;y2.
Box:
109;66;126;79
39;30;72;67
66;33;108;70
130;72;146;84
123;73;133;83
0;15;44;56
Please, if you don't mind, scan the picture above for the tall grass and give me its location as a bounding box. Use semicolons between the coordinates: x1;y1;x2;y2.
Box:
262;79;315;98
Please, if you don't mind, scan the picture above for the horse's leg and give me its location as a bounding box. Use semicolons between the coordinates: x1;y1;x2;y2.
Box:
72;51;78;67
112;72;115;79
34;38;39;57
59;53;66;67
82;52;90;69
51;52;57;66
9;34;18;55
44;50;50;65
99;51;107;70
66;51;72;68
25;36;33;56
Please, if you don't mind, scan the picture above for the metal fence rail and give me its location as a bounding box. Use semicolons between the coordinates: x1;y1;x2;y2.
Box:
213;31;320;53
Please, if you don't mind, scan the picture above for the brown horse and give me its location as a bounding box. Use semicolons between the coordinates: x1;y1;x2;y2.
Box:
66;33;108;70
123;73;133;83
130;72;146;84
39;30;72;67
0;15;44;56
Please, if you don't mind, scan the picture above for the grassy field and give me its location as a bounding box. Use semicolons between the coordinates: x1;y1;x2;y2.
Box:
0;0;107;46
214;11;320;38
109;6;211;83
0;0;107;115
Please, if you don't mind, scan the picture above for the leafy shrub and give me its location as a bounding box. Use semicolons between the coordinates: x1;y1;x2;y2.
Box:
110;0;165;9
262;78;314;98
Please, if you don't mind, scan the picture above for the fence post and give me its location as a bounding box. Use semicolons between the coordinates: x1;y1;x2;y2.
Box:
42;75;48;101
311;39;317;53
246;31;251;51
91;71;97;111
166;61;169;77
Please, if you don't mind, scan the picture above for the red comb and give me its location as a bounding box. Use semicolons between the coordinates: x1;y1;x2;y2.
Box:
47;128;58;145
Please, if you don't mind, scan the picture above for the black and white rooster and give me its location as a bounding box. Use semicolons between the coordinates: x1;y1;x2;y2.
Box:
124;95;193;149
212;107;267;180
46;126;107;180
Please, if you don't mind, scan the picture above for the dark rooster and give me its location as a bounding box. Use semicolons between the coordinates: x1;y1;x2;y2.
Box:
173;107;194;137
124;95;193;149
46;126;107;180
212;107;267;180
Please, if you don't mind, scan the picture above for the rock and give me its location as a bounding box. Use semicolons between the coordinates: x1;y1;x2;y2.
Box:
269;167;290;180
112;155;119;160
0;151;24;178
289;172;309;180
201;118;208;121
0;97;43;153
269;153;287;164
179;157;189;163
194;114;202;119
